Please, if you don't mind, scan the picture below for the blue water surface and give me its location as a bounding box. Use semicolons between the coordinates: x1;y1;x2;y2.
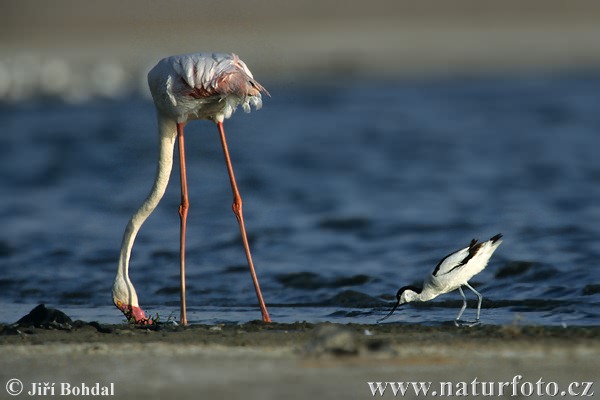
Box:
1;75;599;326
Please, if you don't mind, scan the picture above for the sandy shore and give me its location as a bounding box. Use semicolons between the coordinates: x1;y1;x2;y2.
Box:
1;322;598;398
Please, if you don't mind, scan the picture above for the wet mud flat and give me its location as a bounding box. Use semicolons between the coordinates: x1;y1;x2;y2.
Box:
1;321;598;399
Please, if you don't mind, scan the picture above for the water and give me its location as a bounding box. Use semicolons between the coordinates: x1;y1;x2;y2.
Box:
1;75;600;326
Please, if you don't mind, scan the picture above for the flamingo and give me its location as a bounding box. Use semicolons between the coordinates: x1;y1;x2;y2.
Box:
112;52;271;325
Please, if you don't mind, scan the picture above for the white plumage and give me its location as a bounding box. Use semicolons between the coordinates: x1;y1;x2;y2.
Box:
147;52;267;123
378;234;503;326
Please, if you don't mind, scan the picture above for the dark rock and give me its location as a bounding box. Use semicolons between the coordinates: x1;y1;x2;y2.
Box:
14;304;73;330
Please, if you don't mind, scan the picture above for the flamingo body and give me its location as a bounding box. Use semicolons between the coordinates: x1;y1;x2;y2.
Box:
148;52;267;123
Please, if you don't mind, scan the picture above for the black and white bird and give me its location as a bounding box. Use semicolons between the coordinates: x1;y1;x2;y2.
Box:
378;234;503;326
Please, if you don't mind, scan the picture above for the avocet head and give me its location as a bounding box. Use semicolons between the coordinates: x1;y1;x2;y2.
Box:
377;285;422;322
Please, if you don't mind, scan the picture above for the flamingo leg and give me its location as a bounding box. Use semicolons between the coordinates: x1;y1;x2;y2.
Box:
176;122;189;325
216;121;271;322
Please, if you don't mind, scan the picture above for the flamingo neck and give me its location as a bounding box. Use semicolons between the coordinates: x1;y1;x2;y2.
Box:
113;113;178;321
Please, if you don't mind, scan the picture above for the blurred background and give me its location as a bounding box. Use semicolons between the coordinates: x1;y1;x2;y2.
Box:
1;1;599;325
3;0;600;100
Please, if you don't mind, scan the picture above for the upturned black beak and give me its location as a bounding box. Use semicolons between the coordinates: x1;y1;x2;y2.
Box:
377;297;401;323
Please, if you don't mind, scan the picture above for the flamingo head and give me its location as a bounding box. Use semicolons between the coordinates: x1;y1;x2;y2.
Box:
114;300;153;325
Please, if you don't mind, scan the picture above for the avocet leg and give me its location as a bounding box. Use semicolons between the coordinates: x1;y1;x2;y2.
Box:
454;286;468;326
465;282;483;322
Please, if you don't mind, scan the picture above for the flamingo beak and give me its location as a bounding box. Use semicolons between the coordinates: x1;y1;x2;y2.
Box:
116;301;152;325
377;298;402;323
